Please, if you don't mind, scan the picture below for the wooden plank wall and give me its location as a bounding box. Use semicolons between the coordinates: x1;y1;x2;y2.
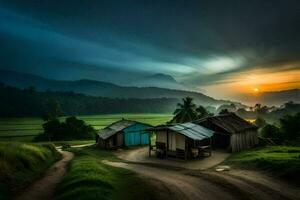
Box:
230;130;258;152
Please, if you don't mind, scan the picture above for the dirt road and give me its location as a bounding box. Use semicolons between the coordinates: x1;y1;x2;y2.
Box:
14;144;94;200
14;150;74;200
116;146;230;170
103;160;300;200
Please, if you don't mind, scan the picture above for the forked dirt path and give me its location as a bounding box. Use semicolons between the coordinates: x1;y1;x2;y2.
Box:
14;150;74;200
103;160;300;200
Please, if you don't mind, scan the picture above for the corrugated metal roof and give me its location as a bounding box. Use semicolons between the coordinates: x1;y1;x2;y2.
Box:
169;122;214;140
98;119;136;140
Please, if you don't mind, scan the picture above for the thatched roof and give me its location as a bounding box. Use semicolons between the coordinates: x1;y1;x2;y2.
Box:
97;119;136;140
195;113;257;134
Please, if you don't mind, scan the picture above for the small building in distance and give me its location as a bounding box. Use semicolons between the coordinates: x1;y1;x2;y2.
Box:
195;113;258;152
96;119;152;149
149;122;214;159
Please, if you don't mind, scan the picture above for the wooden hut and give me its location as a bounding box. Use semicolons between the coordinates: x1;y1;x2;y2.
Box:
96;119;152;149
195;113;258;152
149;122;214;159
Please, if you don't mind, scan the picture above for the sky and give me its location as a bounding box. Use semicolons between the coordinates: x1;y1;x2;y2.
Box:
0;0;299;101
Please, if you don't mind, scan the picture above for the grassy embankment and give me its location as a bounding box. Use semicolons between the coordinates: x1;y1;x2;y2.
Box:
55;147;158;200
0;114;173;143
0;142;60;199
227;146;300;184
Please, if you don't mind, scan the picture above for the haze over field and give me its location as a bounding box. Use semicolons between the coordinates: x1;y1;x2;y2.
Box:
0;0;299;105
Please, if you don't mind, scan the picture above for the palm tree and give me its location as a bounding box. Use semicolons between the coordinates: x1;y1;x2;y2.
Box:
171;97;198;123
196;105;210;119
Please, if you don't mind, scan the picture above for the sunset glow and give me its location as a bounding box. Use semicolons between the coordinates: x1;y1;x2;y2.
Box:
202;64;300;102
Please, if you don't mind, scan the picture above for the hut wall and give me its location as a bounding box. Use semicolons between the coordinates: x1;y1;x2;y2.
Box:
116;132;124;147
124;123;151;146
176;133;185;150
169;132;176;151
97;138;106;148
230;129;258;152
156;130;167;143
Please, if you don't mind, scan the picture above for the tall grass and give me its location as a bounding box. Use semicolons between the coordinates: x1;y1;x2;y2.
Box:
0;142;60;199
55;148;157;200
227;146;300;184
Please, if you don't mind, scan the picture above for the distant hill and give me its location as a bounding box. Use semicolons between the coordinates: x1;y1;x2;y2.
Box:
0;70;232;107
128;73;186;90
238;89;300;106
258;89;300;106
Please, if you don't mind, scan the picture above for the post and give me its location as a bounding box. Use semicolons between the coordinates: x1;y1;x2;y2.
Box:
166;129;169;158
148;131;151;157
209;137;212;156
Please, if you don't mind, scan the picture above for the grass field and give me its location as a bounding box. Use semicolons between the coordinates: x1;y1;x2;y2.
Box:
227;146;300;184
0;142;59;199
55;147;158;200
0;114;173;142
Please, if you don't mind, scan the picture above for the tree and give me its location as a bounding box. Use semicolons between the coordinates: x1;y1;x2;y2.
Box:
196;105;211;119
261;124;282;141
219;109;230;115
217;103;236;114
279;112;300;140
42;118;61;141
40;116;95;141
254;117;267;128
171;97;198;123
254;103;269;116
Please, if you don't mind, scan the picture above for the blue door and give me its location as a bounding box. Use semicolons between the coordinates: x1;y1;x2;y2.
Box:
124;123;151;146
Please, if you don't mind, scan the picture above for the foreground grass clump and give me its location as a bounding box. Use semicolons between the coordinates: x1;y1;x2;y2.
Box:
227;146;300;183
0;142;59;199
55;148;157;200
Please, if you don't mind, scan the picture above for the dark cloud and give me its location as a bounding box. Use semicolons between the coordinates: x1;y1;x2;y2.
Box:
0;0;299;93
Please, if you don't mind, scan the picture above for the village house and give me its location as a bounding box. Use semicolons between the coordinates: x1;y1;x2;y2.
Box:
195;113;258;152
149;122;214;160
96;119;152;149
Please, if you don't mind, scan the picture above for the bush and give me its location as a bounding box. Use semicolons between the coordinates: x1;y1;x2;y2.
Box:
279;112;300;141
254;117;267;128
39;116;96;141
261;124;282;139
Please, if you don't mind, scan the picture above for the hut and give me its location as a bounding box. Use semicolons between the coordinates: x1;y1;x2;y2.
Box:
96;119;152;149
195;113;258;152
149;122;214;159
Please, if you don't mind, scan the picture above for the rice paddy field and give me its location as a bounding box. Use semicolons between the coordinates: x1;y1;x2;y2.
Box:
0;114;173;142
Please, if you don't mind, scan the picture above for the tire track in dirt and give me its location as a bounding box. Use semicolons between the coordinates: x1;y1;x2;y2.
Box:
103;160;239;200
103;160;300;200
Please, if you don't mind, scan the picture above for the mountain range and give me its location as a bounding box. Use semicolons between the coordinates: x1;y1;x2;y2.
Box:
0;70;230;107
1;69;298;107
127;73;187;90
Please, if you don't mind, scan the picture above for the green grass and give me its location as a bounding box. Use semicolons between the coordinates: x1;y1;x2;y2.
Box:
0;142;60;199
226;146;300;183
55;147;158;200
0;114;173;142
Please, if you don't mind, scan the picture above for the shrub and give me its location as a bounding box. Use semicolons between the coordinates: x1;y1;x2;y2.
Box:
261;124;282;139
279;112;300;141
39;116;96;141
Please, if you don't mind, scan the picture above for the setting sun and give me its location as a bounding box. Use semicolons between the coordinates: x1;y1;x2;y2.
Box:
253;88;259;93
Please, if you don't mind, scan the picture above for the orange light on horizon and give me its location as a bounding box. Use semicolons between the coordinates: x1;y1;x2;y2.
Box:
201;66;300;100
